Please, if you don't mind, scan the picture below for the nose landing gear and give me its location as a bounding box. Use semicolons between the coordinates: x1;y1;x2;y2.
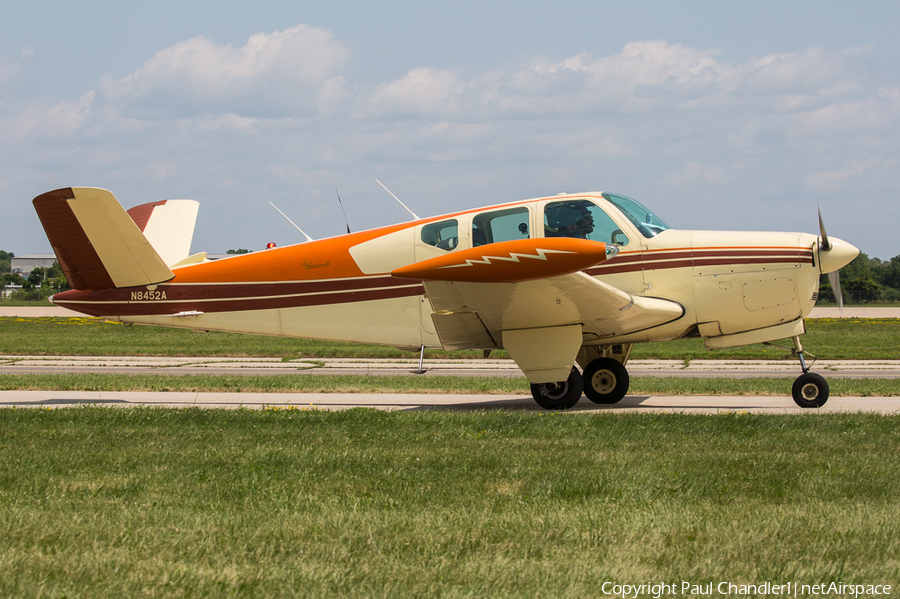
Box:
789;336;829;408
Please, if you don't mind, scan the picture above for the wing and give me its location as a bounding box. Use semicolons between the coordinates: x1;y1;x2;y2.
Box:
392;238;683;383
423;272;684;348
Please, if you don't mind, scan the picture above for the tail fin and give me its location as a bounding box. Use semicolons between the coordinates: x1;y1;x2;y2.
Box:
127;198;200;267
33;187;175;290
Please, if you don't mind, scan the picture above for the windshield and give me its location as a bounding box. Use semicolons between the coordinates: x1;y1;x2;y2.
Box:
602;193;670;238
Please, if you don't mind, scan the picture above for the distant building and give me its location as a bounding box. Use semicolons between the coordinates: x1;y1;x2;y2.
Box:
1;284;23;299
11;254;57;275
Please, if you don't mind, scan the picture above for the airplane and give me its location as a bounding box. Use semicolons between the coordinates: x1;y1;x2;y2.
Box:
32;186;859;410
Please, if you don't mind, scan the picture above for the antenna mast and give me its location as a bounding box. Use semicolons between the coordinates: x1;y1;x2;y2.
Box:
336;190;351;234
376;179;420;220
268;202;313;242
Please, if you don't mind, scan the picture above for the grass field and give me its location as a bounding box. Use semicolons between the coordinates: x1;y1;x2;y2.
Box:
1;316;899;360
1;315;898;596
1;408;898;597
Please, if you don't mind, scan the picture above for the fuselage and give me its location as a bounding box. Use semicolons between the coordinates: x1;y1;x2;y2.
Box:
50;192;848;352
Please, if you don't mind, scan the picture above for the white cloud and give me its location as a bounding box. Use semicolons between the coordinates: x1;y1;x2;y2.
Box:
358;41;876;122
367;67;468;117
4;30;899;258
0;47;32;86
668;161;734;187
100;24;349;118
43;91;96;136
804;158;897;193
798;99;884;131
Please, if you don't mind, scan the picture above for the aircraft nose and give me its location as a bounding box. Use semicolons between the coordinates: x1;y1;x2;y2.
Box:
819;237;860;274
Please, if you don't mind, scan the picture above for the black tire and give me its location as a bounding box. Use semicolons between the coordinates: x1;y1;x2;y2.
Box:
530;368;583;410
582;358;630;404
792;372;830;408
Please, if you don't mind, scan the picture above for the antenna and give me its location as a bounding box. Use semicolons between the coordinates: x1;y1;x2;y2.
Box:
268;201;313;242
376;179;420;220
336;190;351;234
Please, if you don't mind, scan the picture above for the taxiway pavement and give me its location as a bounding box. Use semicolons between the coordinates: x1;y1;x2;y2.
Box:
2;355;899;379
1;389;898;414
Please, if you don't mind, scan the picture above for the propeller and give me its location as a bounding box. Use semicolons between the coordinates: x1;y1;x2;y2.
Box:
818;206;852;315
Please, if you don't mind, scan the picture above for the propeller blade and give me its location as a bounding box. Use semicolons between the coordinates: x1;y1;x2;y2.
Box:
818;205;832;251
829;270;843;316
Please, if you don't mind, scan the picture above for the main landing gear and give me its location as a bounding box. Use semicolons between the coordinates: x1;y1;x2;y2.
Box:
530;346;633;410
530;368;584;410
582;357;630;405
530;357;632;410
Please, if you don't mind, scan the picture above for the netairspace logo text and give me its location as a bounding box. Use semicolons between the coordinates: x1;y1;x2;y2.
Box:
600;581;892;598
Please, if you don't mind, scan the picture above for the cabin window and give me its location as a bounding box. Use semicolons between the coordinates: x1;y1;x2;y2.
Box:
544;199;630;247
421;219;459;250
472;207;530;246
602;193;670;238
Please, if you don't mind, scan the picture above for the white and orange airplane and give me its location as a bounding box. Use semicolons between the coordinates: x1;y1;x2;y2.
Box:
33;186;858;409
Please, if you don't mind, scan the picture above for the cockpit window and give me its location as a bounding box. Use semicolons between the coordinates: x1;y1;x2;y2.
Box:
472;207;530;246
421;219;458;251
602;193;670;238
544;199;630;247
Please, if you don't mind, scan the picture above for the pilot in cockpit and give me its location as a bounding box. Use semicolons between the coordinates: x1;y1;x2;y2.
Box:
545;203;595;239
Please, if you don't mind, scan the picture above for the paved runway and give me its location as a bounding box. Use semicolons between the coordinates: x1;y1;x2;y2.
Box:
1;389;898;414
2;355;899;379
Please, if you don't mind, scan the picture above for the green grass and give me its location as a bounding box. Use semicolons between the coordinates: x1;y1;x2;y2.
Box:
0;317;488;359
2;316;899;360
1;372;898;397
1;408;898;597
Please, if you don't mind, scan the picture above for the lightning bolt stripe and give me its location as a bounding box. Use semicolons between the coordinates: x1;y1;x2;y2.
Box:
437;248;576;269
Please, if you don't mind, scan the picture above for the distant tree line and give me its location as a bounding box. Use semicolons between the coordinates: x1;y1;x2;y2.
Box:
819;253;900;304
0;250;12;275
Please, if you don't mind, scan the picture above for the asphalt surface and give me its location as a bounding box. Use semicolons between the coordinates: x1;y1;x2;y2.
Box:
1;389;898;414
2;355;900;379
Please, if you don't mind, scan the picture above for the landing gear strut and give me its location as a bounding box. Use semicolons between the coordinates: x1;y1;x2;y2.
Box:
789;336;829;408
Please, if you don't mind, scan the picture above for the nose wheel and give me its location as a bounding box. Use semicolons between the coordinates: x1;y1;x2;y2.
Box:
792;372;830;408
765;334;830;408
789;335;829;408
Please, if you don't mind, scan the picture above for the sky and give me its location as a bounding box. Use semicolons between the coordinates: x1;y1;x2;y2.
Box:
2;1;899;259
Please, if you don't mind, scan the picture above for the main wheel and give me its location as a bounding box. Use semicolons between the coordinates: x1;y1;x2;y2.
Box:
582;358;630;404
791;372;830;408
530;368;583;410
